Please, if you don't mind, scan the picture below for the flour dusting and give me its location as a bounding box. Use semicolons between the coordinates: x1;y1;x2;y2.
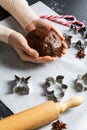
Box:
49;0;66;14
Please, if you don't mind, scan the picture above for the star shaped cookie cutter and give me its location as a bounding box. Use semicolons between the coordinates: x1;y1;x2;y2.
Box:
13;75;31;95
75;73;87;92
45;75;68;102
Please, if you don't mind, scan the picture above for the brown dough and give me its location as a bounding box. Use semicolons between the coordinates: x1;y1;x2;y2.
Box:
26;26;62;57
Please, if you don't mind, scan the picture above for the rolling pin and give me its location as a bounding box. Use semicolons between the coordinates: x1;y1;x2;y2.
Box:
0;96;83;130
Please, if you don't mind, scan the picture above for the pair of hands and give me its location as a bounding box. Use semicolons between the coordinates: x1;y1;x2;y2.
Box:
8;19;67;63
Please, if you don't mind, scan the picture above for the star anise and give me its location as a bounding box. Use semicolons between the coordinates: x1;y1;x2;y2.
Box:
52;120;67;130
76;50;86;59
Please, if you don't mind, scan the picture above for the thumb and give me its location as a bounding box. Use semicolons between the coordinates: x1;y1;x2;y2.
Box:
26;22;36;32
24;43;39;58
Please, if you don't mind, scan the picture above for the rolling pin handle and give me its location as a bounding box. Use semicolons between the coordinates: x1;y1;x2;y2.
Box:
56;96;84;113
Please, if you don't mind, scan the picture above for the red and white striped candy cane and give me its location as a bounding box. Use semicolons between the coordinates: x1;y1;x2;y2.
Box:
40;15;85;29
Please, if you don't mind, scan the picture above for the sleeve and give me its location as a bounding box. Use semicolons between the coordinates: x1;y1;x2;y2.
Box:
0;0;39;29
0;24;14;43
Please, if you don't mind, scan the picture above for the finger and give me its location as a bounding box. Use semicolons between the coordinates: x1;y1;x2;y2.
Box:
19;51;55;63
23;43;39;58
51;24;65;40
11;31;39;58
62;40;68;49
57;53;62;58
15;49;38;63
61;49;67;54
36;19;51;30
35;56;55;63
26;48;39;58
26;22;36;32
18;51;39;63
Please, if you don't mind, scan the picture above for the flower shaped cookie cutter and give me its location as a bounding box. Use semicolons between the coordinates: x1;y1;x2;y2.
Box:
45;75;68;102
75;73;87;92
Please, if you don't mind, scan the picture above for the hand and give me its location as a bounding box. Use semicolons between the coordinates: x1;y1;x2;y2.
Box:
8;31;55;63
26;19;67;58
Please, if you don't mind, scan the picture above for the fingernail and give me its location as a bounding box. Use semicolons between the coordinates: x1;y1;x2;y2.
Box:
34;51;39;57
50;57;55;61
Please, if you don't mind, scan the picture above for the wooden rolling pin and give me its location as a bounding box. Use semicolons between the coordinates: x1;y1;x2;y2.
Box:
0;96;83;130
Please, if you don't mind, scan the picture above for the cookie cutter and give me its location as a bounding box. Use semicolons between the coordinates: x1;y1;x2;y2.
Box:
78;27;86;37
78;27;87;40
69;24;77;34
75;40;87;51
45;75;68;102
63;33;72;48
84;31;87;39
75;73;87;92
13;75;31;95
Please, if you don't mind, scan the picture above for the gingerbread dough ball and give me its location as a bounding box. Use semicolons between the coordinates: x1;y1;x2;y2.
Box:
26;26;62;57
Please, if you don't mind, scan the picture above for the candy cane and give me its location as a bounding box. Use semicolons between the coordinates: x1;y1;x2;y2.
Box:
40;15;85;29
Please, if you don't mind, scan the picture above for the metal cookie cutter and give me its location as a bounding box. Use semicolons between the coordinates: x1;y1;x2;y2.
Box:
13;75;31;95
78;26;86;37
75;73;87;92
74;40;87;51
45;75;68;102
73;40;87;59
69;24;77;34
63;33;72;48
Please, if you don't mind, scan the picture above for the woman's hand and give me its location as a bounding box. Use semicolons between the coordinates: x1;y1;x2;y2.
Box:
0;0;67;62
26;19;67;58
8;31;55;63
